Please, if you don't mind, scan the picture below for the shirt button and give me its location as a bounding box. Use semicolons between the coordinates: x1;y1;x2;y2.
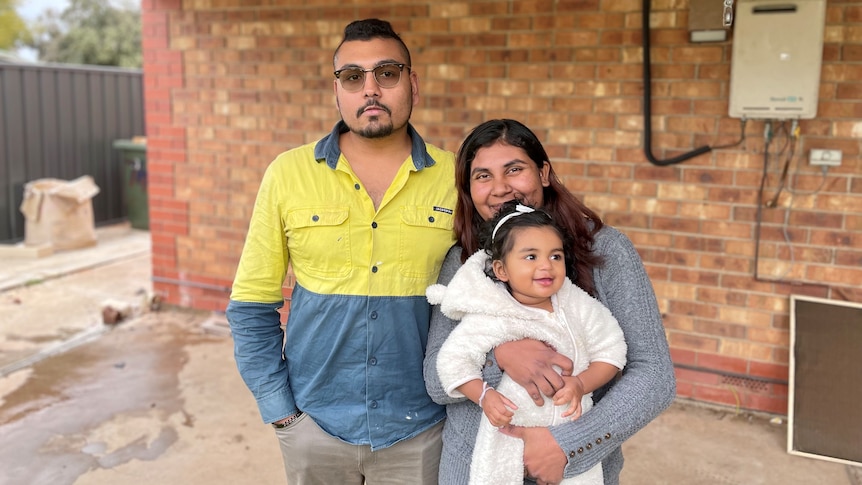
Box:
312;215;319;222
596;438;602;444
428;216;435;223
354;183;360;190
371;222;377;228
577;447;584;454
371;266;378;273
605;433;611;439
370;311;378;319
370;400;378;408
369;357;377;365
568;451;576;458
585;443;592;450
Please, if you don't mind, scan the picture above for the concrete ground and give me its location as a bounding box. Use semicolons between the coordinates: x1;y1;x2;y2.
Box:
1;224;860;485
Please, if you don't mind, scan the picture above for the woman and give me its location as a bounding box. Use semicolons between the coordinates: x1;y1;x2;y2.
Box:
424;119;676;485
429;200;627;485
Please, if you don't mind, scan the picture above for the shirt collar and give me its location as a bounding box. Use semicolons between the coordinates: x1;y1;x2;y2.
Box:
313;120;437;171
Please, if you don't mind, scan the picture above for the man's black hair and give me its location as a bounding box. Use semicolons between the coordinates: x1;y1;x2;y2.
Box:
334;18;412;67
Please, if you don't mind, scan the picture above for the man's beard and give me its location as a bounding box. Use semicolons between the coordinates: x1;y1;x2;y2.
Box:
355;117;394;139
349;100;412;139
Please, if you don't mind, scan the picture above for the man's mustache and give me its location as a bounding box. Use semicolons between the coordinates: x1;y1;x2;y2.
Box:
357;101;390;118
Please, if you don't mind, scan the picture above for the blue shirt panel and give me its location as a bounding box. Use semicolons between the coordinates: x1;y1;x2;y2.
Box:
286;283;446;449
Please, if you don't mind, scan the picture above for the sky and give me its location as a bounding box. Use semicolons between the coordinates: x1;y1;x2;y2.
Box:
13;0;70;60
18;0;69;21
14;1;134;60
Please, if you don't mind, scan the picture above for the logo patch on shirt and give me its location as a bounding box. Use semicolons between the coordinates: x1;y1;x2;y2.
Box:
433;206;453;215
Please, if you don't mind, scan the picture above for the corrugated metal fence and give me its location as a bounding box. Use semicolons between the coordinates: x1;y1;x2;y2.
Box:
0;62;144;243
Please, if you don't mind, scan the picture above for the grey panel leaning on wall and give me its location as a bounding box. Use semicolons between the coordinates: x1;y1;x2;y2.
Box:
788;294;862;467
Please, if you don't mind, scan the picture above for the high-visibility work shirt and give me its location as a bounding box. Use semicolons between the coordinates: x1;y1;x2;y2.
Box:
227;122;456;450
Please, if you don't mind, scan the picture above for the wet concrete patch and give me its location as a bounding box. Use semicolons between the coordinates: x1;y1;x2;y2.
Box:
0;253;152;373
0;310;211;485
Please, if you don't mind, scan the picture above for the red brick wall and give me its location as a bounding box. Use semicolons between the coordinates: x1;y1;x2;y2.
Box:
141;0;862;414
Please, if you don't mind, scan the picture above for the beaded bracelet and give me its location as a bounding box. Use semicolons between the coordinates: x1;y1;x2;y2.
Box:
271;411;303;429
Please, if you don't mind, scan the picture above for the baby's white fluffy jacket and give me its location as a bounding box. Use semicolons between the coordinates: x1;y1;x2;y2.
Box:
427;250;627;485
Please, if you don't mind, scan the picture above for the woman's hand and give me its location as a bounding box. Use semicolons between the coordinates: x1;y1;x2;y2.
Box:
500;425;566;484
495;339;574;406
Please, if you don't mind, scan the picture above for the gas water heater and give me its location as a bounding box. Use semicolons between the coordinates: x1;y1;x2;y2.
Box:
728;0;827;119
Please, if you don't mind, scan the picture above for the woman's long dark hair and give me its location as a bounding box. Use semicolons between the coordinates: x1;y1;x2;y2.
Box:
454;119;605;295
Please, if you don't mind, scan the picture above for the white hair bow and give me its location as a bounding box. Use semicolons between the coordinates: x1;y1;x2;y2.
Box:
491;204;535;242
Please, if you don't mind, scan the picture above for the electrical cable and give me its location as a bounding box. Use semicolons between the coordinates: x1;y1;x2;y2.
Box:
710;118;748;150
753;121;773;282
753;119;831;285
641;0;753;164
765;120;798;208
641;0;712;166
768;121;802;279
776;162;830;277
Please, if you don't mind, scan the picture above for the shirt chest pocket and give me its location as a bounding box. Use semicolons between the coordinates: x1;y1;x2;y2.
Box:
287;208;351;279
399;207;455;278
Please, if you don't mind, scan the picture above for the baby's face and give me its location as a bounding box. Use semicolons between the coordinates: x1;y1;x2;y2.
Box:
492;225;565;312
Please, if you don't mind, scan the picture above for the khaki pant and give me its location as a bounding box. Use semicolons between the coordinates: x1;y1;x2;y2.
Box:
274;413;443;485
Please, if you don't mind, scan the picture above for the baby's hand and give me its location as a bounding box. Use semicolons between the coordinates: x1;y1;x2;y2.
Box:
555;376;585;420
558;395;582;420
482;390;518;428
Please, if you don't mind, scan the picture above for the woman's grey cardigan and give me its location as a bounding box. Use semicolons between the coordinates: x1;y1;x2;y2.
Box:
424;225;676;485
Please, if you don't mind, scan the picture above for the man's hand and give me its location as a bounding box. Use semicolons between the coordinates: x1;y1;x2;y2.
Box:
500;425;566;484
495;339;574;406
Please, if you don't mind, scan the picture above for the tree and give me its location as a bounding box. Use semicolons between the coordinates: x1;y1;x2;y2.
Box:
0;0;31;51
27;0;141;67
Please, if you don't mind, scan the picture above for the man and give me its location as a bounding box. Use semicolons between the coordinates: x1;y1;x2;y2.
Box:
226;18;456;484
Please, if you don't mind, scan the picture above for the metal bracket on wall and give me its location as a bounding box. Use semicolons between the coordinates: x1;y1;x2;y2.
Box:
723;0;735;26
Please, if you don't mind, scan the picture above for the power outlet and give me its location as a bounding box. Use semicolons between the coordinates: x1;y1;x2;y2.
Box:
809;149;842;167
